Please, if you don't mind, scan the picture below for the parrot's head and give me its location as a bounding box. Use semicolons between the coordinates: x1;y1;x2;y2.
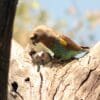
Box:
30;25;68;48
30;25;57;45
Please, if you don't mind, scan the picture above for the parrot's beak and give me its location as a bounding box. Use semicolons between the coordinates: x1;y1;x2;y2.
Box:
30;37;36;45
30;36;39;45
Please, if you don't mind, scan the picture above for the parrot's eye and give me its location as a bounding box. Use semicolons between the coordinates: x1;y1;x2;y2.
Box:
30;34;40;45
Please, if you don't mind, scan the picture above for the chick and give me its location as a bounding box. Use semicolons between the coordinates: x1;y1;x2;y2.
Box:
29;50;52;72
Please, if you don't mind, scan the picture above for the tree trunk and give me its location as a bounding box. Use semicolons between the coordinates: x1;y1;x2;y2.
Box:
0;0;18;100
9;40;100;100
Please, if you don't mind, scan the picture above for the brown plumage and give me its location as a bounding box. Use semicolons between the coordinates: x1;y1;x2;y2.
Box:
30;25;89;60
31;25;88;50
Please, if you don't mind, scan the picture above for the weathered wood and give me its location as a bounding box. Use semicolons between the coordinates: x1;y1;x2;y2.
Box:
8;40;100;100
0;0;18;99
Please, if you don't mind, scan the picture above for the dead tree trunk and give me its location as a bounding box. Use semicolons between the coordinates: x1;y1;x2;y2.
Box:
9;40;100;100
0;0;18;100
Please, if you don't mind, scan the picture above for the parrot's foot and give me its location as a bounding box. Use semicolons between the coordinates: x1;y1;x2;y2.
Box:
50;58;71;68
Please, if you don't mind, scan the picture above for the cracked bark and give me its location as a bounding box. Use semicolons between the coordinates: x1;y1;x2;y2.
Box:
39;72;43;100
8;40;100;100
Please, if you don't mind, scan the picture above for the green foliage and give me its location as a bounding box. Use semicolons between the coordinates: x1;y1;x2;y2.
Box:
16;3;28;16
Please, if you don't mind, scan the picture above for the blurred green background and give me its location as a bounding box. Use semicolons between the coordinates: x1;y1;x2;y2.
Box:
13;0;100;47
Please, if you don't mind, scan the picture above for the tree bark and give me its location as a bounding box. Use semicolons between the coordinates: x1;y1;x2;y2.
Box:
8;40;100;100
0;0;18;100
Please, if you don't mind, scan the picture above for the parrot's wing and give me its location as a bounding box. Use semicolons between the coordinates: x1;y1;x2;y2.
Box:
60;35;82;51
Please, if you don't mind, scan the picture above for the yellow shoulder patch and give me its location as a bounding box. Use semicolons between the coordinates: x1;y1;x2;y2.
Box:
59;38;67;46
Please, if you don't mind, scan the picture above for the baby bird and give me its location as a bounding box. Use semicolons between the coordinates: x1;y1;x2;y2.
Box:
29;50;52;72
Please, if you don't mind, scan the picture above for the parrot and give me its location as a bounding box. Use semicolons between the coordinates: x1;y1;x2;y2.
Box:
29;50;52;72
30;25;89;62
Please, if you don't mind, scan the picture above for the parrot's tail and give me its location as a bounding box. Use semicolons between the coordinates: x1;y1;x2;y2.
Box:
81;46;89;49
81;46;90;52
75;46;89;58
